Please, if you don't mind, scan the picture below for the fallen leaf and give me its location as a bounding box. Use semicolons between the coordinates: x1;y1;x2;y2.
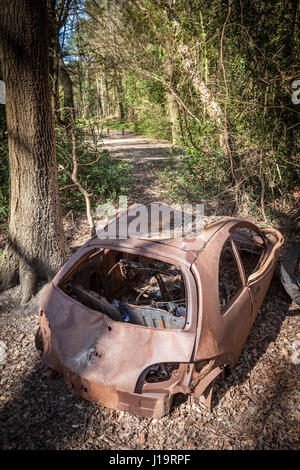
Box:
287;380;296;388
140;432;146;445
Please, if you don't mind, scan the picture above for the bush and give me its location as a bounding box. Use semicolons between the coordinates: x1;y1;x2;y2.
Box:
56;127;133;215
156;116;229;203
159;146;228;204
133;110;171;141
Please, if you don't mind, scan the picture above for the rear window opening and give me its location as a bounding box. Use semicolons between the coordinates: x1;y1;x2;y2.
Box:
58;249;187;330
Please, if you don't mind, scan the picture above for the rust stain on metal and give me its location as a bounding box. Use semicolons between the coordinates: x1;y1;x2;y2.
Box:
36;203;284;418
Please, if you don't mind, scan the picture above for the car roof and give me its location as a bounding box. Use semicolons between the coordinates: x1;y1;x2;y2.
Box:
91;203;250;257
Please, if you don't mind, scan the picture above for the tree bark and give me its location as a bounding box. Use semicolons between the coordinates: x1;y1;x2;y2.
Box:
47;0;74;121
164;47;180;145
96;75;102;121
58;52;75;124
179;44;229;153
100;72;105;118
105;75;110;117
115;72;126;122
0;0;66;302
47;0;59;115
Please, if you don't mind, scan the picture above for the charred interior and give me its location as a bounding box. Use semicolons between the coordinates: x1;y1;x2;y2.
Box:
59;249;187;331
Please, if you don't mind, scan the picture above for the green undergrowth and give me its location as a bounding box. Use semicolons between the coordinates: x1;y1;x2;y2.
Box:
56;127;134;216
103;114;171;142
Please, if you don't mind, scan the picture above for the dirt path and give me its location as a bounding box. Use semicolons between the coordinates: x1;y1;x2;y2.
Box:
0;130;299;451
102;129;173;162
102;129;183;205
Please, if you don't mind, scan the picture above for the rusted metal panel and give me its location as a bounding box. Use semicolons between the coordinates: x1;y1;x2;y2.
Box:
37;205;284;418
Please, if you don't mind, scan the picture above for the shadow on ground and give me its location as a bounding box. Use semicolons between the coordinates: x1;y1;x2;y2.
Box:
0;279;298;450
212;273;299;408
0;357;96;450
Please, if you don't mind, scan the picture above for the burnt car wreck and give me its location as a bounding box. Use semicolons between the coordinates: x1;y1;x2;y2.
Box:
36;204;284;418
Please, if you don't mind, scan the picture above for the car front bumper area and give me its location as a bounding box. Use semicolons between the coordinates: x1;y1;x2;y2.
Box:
37;282;193;418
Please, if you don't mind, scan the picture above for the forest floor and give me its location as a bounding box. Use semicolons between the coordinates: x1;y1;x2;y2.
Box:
0;129;299;451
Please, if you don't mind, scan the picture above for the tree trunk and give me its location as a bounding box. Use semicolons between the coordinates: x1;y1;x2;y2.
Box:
58;52;75;124
178;44;230;158
105;76;110;116
164;46;180;145
116;72;126;122
76;61;84;118
96;75;102;121
58;48;96;236
47;0;59;115
0;0;66;302
100;72;105;118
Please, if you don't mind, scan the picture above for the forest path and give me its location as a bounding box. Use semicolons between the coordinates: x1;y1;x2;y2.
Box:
101;129;183;204
102;128;175;161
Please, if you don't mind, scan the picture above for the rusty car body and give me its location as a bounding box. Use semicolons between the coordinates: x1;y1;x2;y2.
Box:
36;203;284;418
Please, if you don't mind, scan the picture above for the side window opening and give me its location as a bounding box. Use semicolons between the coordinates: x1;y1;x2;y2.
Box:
230;227;265;281
219;239;243;313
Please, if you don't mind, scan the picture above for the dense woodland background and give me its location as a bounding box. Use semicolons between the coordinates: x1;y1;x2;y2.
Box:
1;1;299;220
0;0;298;300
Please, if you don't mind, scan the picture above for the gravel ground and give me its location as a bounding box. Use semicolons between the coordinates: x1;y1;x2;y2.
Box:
0;243;299;450
0;131;299;450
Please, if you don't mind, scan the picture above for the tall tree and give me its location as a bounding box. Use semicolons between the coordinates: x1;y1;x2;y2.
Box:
0;0;66;302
